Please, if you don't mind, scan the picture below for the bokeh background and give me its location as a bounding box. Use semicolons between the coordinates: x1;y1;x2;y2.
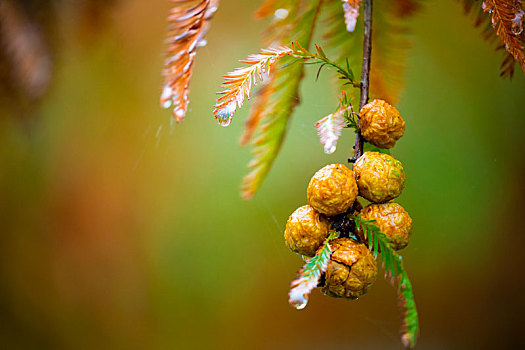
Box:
1;0;524;349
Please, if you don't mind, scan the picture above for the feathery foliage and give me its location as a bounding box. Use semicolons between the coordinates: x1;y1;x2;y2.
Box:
342;0;362;32
461;0;525;77
288;231;339;309
369;0;419;104
315;91;356;153
239;82;272;146
160;0;218;122
315;105;348;154
240;58;303;199
240;0;323;199
482;0;525;73
291;42;360;87
213;46;293;126
353;215;419;349
239;0;304;145
238;39;360;147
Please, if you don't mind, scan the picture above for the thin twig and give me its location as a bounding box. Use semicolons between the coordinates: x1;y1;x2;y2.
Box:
349;0;372;162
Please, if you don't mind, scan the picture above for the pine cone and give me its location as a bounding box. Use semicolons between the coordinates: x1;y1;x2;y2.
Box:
307;164;358;216
353;152;406;203
284;205;330;257
359;202;413;250
320;238;377;299
360;99;405;149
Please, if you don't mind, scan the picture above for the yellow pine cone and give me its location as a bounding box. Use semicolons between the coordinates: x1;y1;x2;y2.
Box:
284;205;330;257
360;99;405;149
320;238;377;299
307;164;358;216
353;152;406;203
360;202;413;250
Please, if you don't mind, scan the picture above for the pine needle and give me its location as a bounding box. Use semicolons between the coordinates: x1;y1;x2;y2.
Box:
315;107;347;154
240;0;323;199
239;82;272;146
240;0;304;145
353;215;419;349
461;0;525;77
160;0;219;122
342;0;362;32
289;231;338;309
482;0;525;74
240;61;302;199
315;93;354;154
213;46;293;126
321;0;364;98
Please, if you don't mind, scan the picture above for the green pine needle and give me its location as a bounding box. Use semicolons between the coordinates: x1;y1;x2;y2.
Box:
289;231;339;309
301;230;336;279
353;215;419;349
290;42;360;88
241;0;322;199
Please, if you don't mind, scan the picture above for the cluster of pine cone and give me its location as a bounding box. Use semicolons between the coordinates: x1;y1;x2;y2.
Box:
285;99;413;300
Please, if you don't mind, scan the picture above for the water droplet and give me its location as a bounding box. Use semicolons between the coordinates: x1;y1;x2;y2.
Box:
324;144;336;154
274;8;289;20
215;101;237;127
289;285;312;310
174;108;185;120
216;115;232;127
289;292;308;310
160;85;173;109
215;109;231;127
511;9;524;35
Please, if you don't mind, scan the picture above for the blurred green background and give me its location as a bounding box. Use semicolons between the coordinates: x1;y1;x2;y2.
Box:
1;0;524;349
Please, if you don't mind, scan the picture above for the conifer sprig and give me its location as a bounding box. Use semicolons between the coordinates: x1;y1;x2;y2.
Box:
290;42;361;87
160;0;219;122
342;0;362;32
214;42;359;131
353;215;419;349
461;0;525;76
213;46;293;126
288;231;339;310
315;105;350;154
239;0;303;146
315;91;357;154
482;0;525;73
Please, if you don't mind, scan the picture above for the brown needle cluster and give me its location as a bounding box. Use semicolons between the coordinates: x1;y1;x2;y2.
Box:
160;0;219;122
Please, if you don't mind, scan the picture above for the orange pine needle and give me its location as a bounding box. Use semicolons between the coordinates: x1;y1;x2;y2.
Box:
160;0;219;122
482;0;525;73
213;46;293;126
